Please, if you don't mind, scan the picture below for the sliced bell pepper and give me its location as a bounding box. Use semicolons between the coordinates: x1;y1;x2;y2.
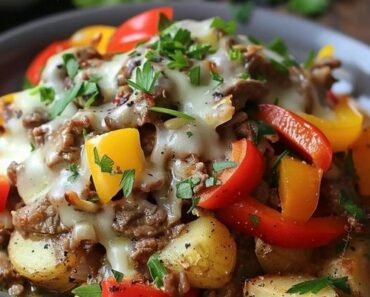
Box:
85;128;145;203
26;39;71;85
70;25;116;55
259;104;332;171
107;7;173;53
0;93;15;127
300;98;363;152
0;176;10;212
352;128;370;196
278;157;323;223
217;197;346;248
198;139;264;209
101;278;198;297
317;44;335;60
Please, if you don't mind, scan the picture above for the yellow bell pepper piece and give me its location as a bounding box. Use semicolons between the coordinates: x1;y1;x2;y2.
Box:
279;157;323;223
352;128;370;196
85;128;145;203
317;44;335;60
0;93;15;127
70;25;116;54
300;98;363;152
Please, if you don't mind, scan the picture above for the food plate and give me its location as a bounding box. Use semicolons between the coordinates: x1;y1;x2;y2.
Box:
0;2;369;95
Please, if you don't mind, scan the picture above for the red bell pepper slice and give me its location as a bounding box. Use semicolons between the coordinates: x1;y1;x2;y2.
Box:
26;39;71;85
107;7;173;53
217;197;346;248
259;104;332;171
101;278;197;297
0;176;10;212
198;139;264;209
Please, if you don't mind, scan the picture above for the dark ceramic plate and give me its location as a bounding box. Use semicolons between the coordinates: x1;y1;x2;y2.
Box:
0;2;369;96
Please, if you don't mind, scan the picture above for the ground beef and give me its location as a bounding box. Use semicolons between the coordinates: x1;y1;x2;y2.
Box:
0;229;11;249
112;199;167;239
131;237;167;265
163;271;191;297
0;251;18;285
22;108;49;129
7;161;19;186
12;198;67;235
47;116;91;167
139;123;156;156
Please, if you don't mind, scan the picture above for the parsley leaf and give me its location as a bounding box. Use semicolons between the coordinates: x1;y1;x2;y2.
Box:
67;163;79;182
268;37;288;56
50;81;83;118
304;50;316;68
186;131;193;138
339;191;366;220
31;86;55;105
248;35;262;45
210;71;224;84
127;61;160;95
287;276;350;295
187;44;212;60
23;77;34;90
176;180;194;199
158;12;172;32
210;17;237;35
119;169;135;198
231;1;254;24
173;28;192;45
112;269;124;282
167;50;189;70
188;66;201;86
150;107;195;121
213;161;237;173
253;121;275;143
249;214;260;227
93;147;114;173
62;53;79;79
147;253;167;288
229;47;243;61
205;176;221;188
187;197;200;214
72;284;101;297
288;0;329;16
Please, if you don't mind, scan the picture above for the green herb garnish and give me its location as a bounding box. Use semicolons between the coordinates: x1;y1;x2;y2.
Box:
339;191;366;220
210;17;237;35
268;37;288;56
210;71;224;84
119;169;135;198
186;131;193;138
93;147;114;173
112;269;124;282
72;284;101;297
271;150;290;172
187;197;201;214
304;50;316;68
229;47;243;61
231;1;254;24
31;86;55;105
287;276;350;295
205;176;221;188
213;160;237;173
50;81;83;118
147;253;167;288
187;44;212;60
150;107;195;121
176;180;194;199
253;121;275;143
167;50;189;70
249;214;260;227
67;163;79;182
158;12;173;32
62;53;79;79
188;66;201;86
127;61;160;95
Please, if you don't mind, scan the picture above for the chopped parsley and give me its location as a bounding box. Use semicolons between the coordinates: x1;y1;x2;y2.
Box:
150;107;195;121
62;53;79;79
147;253;167;288
50;81;83;118
210;17;237;35
248;35;262;45
127;61;160;95
187;44;212;60
119;169;135;198
173;28;192;45
268;37;288;56
210;71;224;84
158;12;173;32
186;131;193;138
205;176;221;188
248;214;260;227
240;72;251;80
167;50;189;70
339;191;366;220
253;121;275;143
271;150;290;172
31;86;55;105
229;47;243;61
187;197;201;214
304;50;316;68
22;77;34;90
231;1;254;24
71;284;101;297
287;276;350;295
93;147;114;173
176;180;194;199
188;66;201;86
212;160;237;173
30;143;36;152
67;163;79;182
112;269;124;282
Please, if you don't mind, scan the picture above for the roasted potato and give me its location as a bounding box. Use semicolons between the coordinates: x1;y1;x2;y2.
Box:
255;238;316;274
244;275;339;297
8;231;80;292
321;238;370;297
159;216;237;289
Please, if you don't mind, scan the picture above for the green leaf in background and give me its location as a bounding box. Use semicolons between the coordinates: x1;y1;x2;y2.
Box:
288;0;330;16
231;1;254;24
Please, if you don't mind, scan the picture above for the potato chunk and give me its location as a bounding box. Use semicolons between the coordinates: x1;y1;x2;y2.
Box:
244;275;339;297
321;238;370;297
159;216;236;289
8;231;79;292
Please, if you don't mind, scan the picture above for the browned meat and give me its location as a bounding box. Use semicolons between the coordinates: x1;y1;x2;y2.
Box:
47;116;91;167
22;108;49;128
112;199;167;238
163;271;191;297
12;198;67;235
7;161;19;186
0;251;18;284
0;229;11;249
139;123;156;156
131;237;167;265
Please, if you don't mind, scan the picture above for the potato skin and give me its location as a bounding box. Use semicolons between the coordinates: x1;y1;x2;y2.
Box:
321;238;370;297
244;275;339;297
8;231;79;292
255;238;316;275
159;216;237;289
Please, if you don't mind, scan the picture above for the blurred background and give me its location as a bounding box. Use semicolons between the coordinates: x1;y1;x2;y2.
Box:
0;0;369;44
